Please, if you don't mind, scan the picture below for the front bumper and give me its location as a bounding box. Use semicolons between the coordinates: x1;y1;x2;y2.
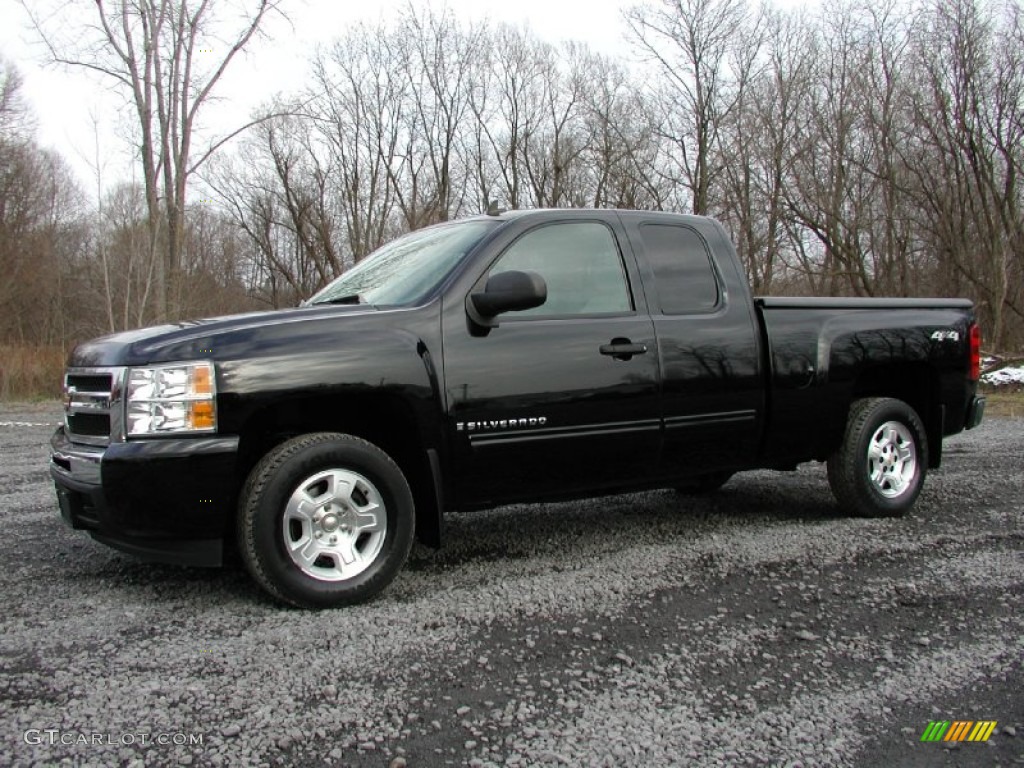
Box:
50;427;239;567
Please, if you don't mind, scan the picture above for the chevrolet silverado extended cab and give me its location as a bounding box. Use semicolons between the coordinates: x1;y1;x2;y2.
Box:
51;209;986;607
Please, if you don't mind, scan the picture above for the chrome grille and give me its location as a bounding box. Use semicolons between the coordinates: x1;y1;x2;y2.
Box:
64;368;125;446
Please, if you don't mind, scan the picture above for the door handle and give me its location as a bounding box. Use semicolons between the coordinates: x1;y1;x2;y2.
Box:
599;338;648;361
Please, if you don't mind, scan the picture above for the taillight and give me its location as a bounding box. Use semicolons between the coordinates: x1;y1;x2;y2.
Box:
969;323;981;381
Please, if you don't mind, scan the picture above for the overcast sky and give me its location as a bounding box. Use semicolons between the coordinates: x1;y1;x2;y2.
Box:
0;0;811;197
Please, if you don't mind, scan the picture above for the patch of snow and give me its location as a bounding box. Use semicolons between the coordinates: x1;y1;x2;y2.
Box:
981;365;1024;386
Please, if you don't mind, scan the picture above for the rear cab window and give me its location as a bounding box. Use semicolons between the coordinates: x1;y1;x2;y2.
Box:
637;223;721;314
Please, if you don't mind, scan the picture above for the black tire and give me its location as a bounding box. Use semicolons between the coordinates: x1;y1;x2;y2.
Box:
238;432;415;608
675;471;734;495
827;397;928;518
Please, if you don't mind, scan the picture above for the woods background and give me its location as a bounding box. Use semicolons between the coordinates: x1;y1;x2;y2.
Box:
1;0;1022;397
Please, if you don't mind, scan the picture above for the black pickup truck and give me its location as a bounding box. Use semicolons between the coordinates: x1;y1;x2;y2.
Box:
51;209;986;607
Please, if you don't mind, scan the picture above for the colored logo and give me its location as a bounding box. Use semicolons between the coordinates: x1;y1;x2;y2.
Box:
920;720;997;742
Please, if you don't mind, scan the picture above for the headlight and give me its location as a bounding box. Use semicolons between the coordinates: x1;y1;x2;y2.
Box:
125;362;217;436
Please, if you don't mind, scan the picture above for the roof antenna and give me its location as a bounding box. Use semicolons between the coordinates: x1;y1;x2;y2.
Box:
486;199;505;216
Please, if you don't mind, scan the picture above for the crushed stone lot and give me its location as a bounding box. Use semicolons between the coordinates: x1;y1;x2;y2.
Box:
0;402;1021;768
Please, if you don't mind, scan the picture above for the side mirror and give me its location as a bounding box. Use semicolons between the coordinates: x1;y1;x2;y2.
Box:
468;270;547;325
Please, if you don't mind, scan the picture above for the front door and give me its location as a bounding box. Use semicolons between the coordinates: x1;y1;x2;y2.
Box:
442;218;661;507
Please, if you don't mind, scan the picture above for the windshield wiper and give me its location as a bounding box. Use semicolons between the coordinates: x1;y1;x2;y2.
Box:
314;293;364;306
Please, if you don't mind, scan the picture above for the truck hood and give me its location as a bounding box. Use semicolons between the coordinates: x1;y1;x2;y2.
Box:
67;304;379;367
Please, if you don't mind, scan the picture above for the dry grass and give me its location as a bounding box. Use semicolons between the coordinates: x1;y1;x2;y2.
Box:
0;345;66;401
981;391;1024;419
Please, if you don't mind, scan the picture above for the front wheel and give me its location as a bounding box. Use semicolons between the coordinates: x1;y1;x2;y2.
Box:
827;397;928;518
238;433;415;608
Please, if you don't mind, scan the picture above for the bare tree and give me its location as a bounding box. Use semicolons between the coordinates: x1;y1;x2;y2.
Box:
782;0;879;295
24;0;284;321
626;0;749;214
582;50;665;209
393;4;483;226
905;0;1024;347
0;106;86;346
209;116;333;307
735;7;815;294
520;42;592;208
311;24;404;261
466;25;548;210
94;182;151;330
0;58;35;140
852;0;914;296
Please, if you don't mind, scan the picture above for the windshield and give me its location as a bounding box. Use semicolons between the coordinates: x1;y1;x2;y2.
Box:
308;220;498;307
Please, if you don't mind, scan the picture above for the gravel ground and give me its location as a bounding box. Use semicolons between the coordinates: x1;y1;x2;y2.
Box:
0;402;1021;768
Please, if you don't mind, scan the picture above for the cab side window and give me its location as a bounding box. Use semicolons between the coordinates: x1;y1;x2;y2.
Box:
489;222;633;317
639;224;720;314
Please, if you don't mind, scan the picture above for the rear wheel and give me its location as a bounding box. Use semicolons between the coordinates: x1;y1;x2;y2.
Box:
238;432;415;608
827;397;927;518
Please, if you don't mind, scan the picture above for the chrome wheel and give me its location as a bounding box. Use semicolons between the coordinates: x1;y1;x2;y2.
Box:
866;421;917;498
829;398;928;518
282;468;387;582
239;433;415;608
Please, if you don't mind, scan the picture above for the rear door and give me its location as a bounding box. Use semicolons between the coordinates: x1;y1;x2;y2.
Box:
442;215;661;507
622;214;764;476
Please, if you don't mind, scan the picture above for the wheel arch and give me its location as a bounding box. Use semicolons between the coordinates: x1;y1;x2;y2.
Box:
848;362;943;468
234;393;444;548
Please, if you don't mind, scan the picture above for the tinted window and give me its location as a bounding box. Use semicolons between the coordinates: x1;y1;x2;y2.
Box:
639;224;720;313
490;222;632;317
